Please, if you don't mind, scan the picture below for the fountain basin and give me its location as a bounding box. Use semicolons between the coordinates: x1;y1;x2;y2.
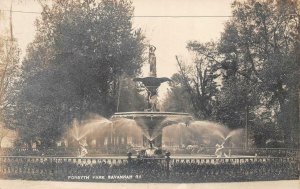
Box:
111;112;193;148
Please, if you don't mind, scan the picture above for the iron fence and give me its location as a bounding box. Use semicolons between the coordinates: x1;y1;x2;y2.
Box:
0;155;298;182
170;157;299;182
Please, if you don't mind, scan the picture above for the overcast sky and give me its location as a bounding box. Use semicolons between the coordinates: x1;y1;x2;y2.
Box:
0;0;233;100
133;0;233;77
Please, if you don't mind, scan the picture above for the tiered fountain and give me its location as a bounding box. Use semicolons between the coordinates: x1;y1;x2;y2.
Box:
111;45;192;155
67;45;244;157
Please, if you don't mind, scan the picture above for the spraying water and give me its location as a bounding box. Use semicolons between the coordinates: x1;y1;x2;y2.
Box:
224;128;244;141
162;121;229;147
69;115;112;142
161;120;244;156
66;114;244;157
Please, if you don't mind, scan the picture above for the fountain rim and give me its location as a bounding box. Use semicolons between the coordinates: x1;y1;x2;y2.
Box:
111;111;192;118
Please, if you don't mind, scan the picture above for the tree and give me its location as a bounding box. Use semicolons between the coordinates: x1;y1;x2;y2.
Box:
0;3;20;147
162;73;194;113
5;0;145;147
170;43;220;119
116;76;145;112
224;0;299;147
168;0;299;147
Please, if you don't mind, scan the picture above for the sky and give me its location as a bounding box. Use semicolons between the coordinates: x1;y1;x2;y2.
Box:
0;0;233;99
132;0;233;77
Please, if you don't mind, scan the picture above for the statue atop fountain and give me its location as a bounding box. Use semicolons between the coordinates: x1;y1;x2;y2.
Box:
133;45;171;112
149;45;157;77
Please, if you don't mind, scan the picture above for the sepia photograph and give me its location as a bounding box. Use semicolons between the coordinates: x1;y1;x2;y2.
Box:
0;0;299;188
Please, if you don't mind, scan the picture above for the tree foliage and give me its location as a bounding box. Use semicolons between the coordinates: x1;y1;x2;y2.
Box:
165;0;299;147
5;0;145;147
0;10;20;146
168;46;220;120
162;73;194;113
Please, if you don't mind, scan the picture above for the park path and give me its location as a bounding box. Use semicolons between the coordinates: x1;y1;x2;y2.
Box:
0;180;299;189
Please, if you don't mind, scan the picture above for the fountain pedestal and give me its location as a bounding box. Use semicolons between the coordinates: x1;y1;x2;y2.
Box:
133;77;171;111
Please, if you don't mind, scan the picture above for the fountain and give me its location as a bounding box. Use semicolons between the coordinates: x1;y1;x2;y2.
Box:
66;45;244;157
111;45;193;156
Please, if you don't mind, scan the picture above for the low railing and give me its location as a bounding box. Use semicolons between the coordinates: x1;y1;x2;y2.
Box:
1;147;299;157
170;157;299;182
166;147;299;157
0;155;298;182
